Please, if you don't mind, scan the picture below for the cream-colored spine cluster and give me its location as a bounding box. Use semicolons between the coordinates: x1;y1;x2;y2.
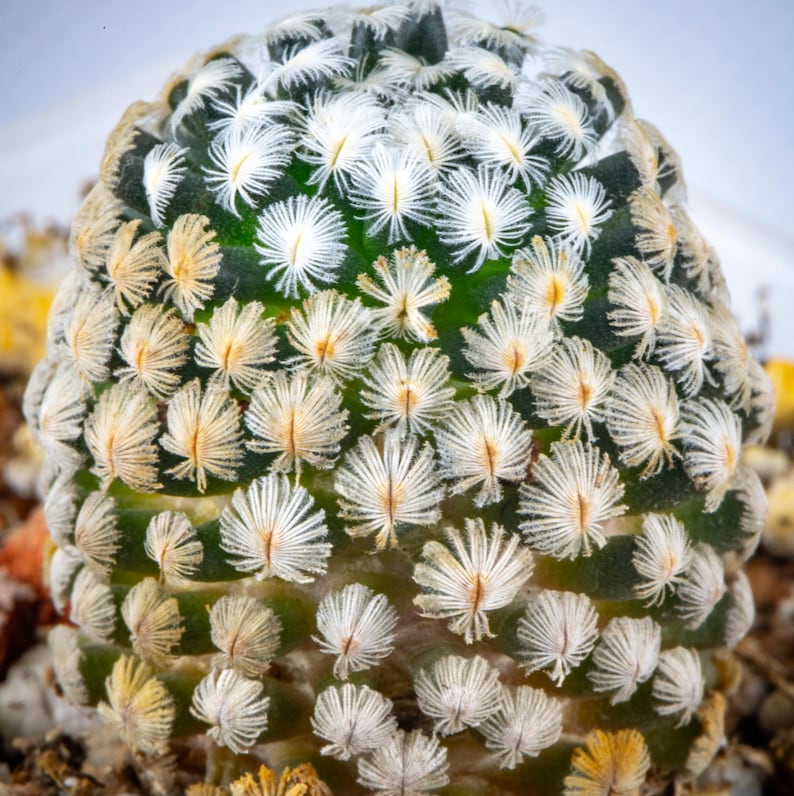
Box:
28;2;772;794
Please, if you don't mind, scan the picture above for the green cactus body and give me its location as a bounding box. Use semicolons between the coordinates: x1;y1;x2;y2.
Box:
27;3;773;794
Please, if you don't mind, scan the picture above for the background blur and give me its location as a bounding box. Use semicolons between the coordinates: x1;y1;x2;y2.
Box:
1;0;793;353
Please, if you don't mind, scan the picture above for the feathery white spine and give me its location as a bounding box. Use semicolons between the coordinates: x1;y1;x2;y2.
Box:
508;235;589;328
361;344;455;436
519;440;626;559
655;285;714;396
436;395;533;506
630;187;678;281
681;398;742;512
357;729;449;796
350;144;437;243
220;473;331;583
530;336;614;441
286;290;377;383
84;384;161;492
47;271;85;349
450;45;518;90
457;103;547;190
413;518;533;643
711;301;753;413
481;686;563;770
100;106;147;190
209;595;282;677
356;246;450;341
415;655;503;735
73;491;120;580
204;123;294;215
24;358;56;439
245;372;348;477
378;49;456;91
300;92;385;191
98;656;175;757
452;2;544;50
588;616;661;704
436;165;530;269
117;304;189;398
144;511;203;584
49;546;83;614
516;590;599;685
389;102;462;173
332;62;396;99
312;684;397;761
160;379;243;493
34;364;87;474
190;669;269;754
267;37;353;91
632;513;692;606
43;480;77;548
422;88;480;131
70;567;117;642
607;256;667;357
335;430;443;549
62;287;119;383
194;298;276;393
170;57;243;132
70;183;124;274
520;80;597;160
255;194;347;298
605;363;680;478
542;47;612;116
313;584;398;680
261;12;325;45
209;87;296;138
653;647;704;726
161;214;222;320
734;466;769;539
143;143;187;227
677;543;726;629
746;358;776;446
544;173;612;256
121;578;184;666
725;570;755;647
105;220;165;313
348;5;411;38
462;298;554;397
49;625;88;706
620;117;661;190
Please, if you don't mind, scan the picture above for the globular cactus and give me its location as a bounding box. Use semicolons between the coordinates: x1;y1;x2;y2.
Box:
26;2;774;794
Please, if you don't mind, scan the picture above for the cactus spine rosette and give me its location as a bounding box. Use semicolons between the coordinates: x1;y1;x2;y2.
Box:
28;3;773;794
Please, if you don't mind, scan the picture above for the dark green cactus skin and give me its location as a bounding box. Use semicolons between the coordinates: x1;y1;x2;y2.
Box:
27;4;772;795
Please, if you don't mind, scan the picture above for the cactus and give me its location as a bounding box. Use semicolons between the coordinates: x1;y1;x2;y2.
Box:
26;3;774;794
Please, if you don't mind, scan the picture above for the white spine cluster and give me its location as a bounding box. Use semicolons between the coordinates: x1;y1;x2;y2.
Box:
415;655;503;735
414;518;533;642
314;583;398;679
517;590;599;685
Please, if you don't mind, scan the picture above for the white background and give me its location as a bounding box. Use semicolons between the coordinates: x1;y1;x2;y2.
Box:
1;1;793;354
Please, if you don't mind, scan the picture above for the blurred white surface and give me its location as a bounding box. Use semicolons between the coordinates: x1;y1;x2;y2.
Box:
1;0;792;352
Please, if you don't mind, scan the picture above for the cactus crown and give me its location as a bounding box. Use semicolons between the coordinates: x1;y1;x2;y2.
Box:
27;2;772;794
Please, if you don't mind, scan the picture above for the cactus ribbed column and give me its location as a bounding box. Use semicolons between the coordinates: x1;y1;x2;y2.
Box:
27;3;772;794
